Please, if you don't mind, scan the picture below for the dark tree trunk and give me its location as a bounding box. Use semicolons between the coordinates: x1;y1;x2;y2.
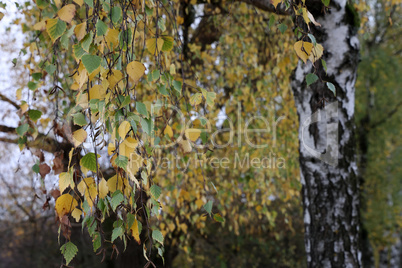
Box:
291;0;362;267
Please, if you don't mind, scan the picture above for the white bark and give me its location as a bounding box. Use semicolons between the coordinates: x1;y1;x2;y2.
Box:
291;0;361;267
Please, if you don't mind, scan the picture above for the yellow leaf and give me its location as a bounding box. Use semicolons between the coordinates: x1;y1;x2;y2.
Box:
118;121;131;139
127;153;143;187
123;178;133;197
179;139;192;154
54;0;62;8
146;38;164;55
119;137;138;158
59;171;74;193
78;177;97;207
195;199;204;209
89;84;106;100
76;92;88;109
170;63;176;75
107;175;123;193
77;177;95;195
55;194;78;218
163;125;173;138
16;88;22;100
73;0;84;6
176;16;184;25
71;208;82;222
302;8;310;24
105;28;120;49
73;63;88;88
130;218;141;244
107;69;123;89
271;0;282;8
185;128;201;142
74;21;87;41
99;178;109;199
57;4;76;24
108;142;116;155
33;20;46;31
72;128;87;147
294;41;313;64
68;148;74;167
309;44;324;63
20;103;28;114
127;61;146;83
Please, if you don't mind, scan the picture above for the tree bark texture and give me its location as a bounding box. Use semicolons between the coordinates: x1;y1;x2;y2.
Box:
291;0;362;267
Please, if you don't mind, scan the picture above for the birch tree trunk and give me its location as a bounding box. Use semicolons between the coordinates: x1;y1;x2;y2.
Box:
291;0;362;266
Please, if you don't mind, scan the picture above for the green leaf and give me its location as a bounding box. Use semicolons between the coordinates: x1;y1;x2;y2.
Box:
278;23;287;34
161;36;174;52
150;184;161;199
36;0;49;9
127;213;135;230
32;163;40;174
28;81;38;91
45;64;56;75
201;89;217;107
73;113;87;126
213;213;225;223
80;153;98;172
190;93;202;106
151;69;160;81
158;247;164;263
326;82;336;96
46;18;66;43
306;73;319;87
28;109;42;121
269;15;275;28
172;80;182;94
60;241;78;266
111;6;122;24
32;72;42;81
73;44;86;60
322;0;330;6
96;20;108;36
203;200;213;214
321;59;327;73
308;34;316;46
84;0;93;8
93;232;101;252
115;155;128;170
140;118;152;136
81;55;101;74
158;85;169;96
111;226;124;242
110;190;124;211
16;123;29;137
81;32;94;52
120;95;131;108
136;102;148;118
152;230;164;245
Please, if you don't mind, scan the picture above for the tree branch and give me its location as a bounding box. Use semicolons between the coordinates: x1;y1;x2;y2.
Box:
0;124;71;154
0;93;19;110
0;124;16;133
370;101;402;129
